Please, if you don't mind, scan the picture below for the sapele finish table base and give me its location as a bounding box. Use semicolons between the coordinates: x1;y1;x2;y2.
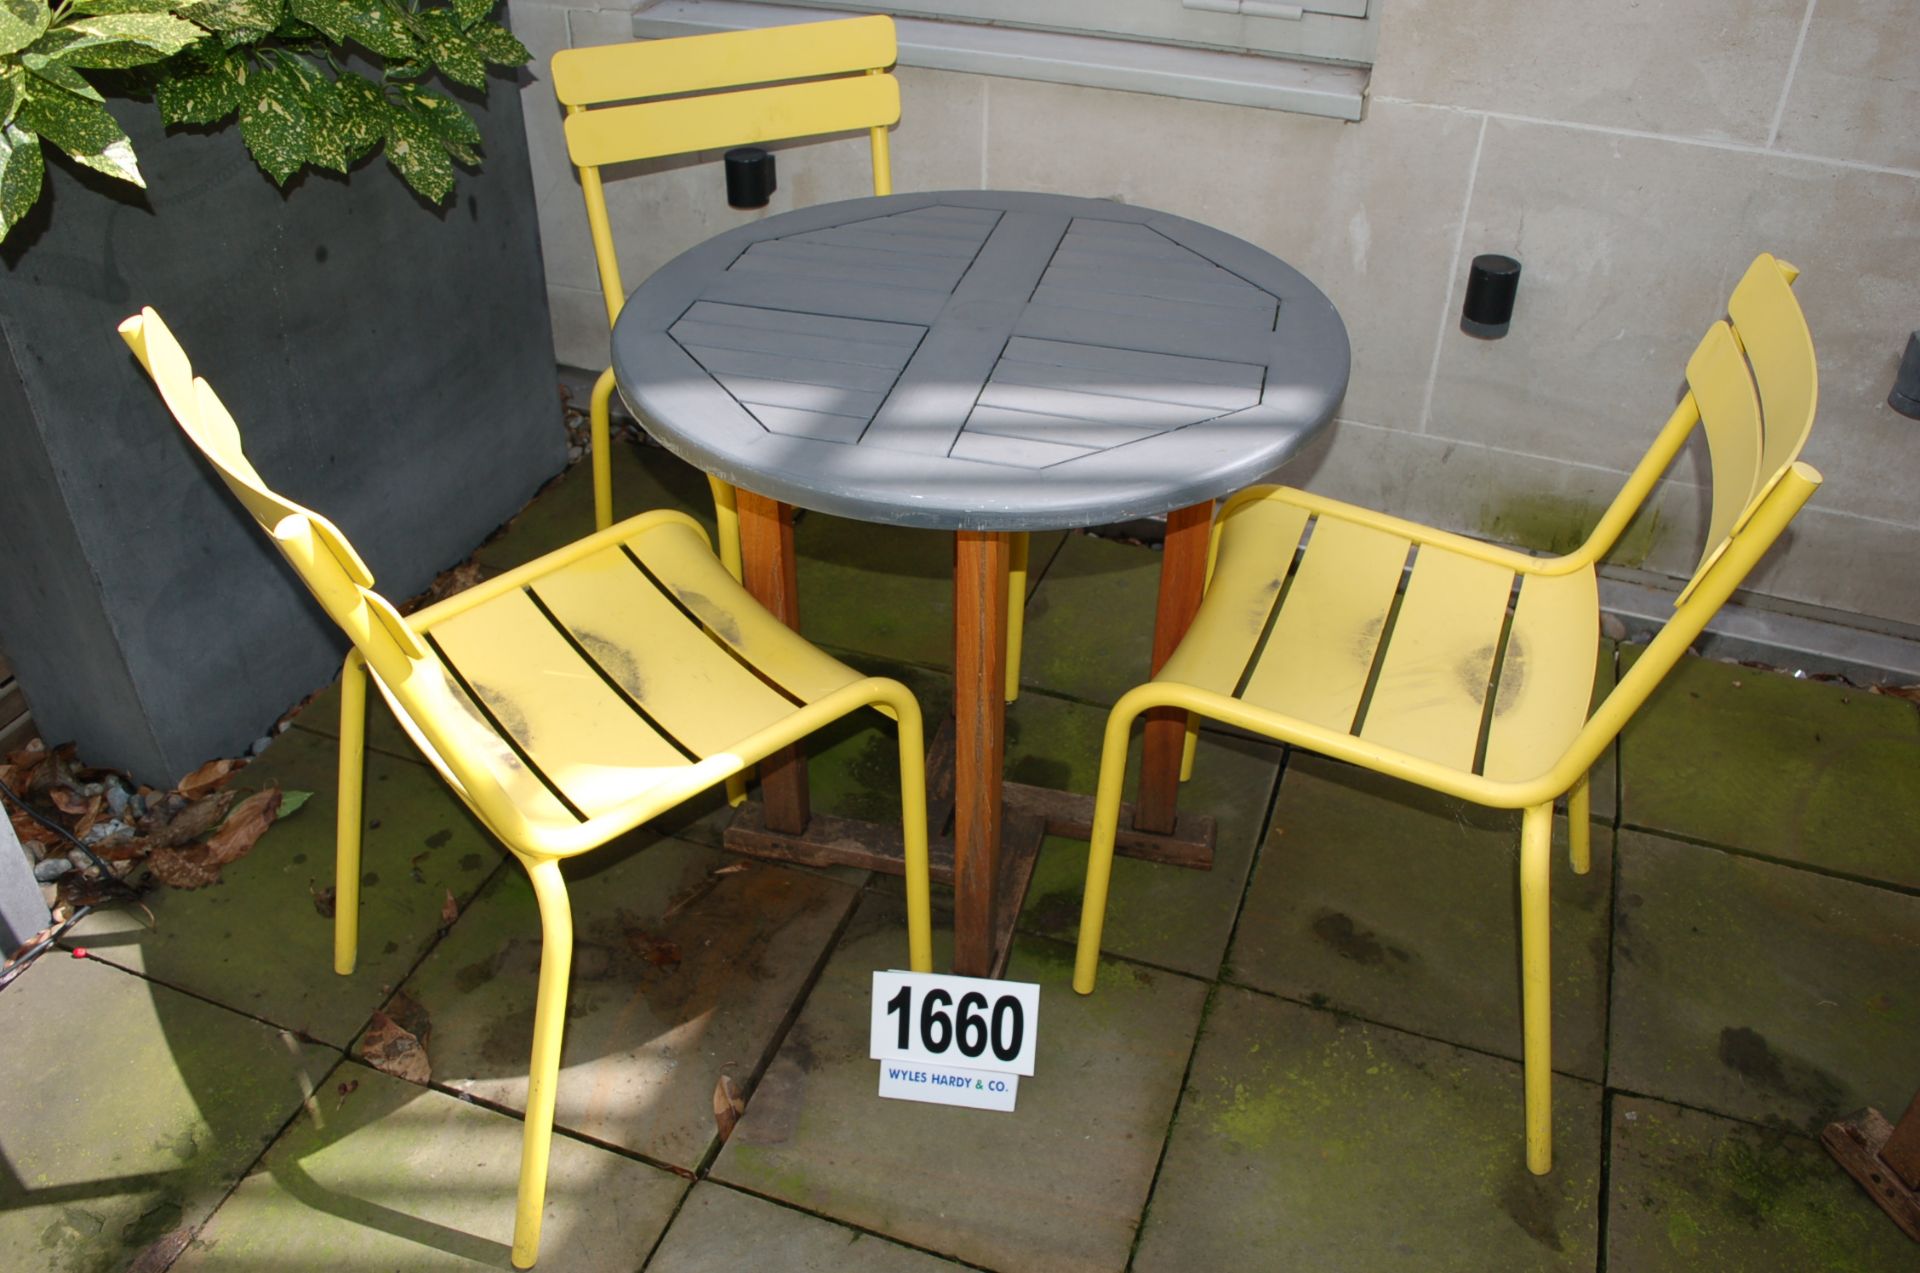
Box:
723;741;1218;980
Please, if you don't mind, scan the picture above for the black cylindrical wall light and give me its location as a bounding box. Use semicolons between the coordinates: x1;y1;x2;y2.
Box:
725;147;776;209
1890;331;1920;420
1461;254;1522;339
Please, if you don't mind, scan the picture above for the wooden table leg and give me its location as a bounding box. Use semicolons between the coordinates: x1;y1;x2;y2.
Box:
737;489;809;835
953;531;1009;977
1135;501;1212;835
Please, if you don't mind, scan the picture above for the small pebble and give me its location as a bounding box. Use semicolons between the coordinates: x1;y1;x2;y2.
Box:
81;819;129;845
250;735;274;757
33;858;74;883
1599;613;1628;642
105;783;132;816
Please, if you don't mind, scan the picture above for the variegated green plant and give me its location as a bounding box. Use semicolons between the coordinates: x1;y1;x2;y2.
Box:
0;0;528;242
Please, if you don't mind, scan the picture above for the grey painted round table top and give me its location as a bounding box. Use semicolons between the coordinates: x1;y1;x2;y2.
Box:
612;190;1350;531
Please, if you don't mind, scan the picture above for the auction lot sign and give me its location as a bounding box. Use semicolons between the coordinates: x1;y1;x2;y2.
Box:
869;971;1040;1112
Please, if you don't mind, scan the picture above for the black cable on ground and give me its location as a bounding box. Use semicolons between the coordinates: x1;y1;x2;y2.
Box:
0;774;142;991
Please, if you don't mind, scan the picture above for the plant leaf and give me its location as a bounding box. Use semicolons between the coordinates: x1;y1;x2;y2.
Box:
0;64;20;123
0;122;43;241
325;67;384;163
467;20;525;68
380;95;450;202
23;52;105;100
27;13;207;68
0;0;51;59
176;0;281;42
236;56;310;184
396;82;475;147
275;52;345;171
287;0;411;59
449;0;492;31
415;9;483;88
153;39;245;124
15;80;142;184
71;0;185;14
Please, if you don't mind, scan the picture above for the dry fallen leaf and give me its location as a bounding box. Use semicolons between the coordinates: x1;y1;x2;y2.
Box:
441;888;459;928
625;928;681;970
335;1078;360;1110
205;787;283;866
310;882;337;918
70;794;104;840
48;787;90;816
143;789;237;850
712;1074;744;1141
177;757;242;800
358;1012;430;1083
146;845;223;890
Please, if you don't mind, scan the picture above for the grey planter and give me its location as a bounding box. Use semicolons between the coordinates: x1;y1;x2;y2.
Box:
0;72;563;786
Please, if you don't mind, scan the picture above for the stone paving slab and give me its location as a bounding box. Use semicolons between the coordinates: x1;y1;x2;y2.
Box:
69;728;504;1047
1605;1095;1914;1273
1229;756;1614;1081
1133;986;1603;1273
713;895;1207;1273
0;954;335;1273
1017;531;1162;706
172;1063;685;1271
1608;829;1920;1134
1014;713;1282;981
400;840;862;1172
1619;650;1920;888
648;1183;962;1273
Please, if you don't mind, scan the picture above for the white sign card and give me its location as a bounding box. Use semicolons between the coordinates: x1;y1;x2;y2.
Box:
870;970;1041;1112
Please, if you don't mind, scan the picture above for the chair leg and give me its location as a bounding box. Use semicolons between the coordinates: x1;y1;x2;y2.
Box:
889;686;934;974
1519;802;1554;1175
511;856;575;1270
706;475;750;807
1567;772;1592;875
334;652;367;977
588;366;618;533
1005;532;1029;704
1073;702;1141;995
1179;715;1199;783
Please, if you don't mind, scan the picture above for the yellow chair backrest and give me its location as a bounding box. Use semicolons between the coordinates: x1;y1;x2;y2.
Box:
1680;253;1819;604
552;14;900;326
117;308;539;835
1565;255;1821;774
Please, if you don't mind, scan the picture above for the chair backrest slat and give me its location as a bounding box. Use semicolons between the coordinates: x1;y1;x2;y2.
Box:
1687;319;1764;566
552;14;895;107
563;73;901;169
1728;253;1818;509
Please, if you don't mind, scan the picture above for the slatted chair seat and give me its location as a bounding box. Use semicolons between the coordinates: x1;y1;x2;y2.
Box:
1162;491;1602;785
117;307;933;1269
1071;254;1824;1183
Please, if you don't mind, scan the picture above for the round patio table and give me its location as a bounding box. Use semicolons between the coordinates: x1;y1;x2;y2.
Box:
613;190;1349;976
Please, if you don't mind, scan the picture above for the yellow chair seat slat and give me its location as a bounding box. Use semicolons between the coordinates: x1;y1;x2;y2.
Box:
625;520;865;706
430;590;691;819
1481;568;1600;783
551;14;896;107
563;75;901;169
1157;498;1311;695
379;667;582;831
1240;515;1410;733
528;544;801;758
1359;546;1516;771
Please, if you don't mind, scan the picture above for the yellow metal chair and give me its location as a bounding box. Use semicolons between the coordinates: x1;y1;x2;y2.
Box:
118;308;933;1269
552;14;1032;704
1072;254;1822;1175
